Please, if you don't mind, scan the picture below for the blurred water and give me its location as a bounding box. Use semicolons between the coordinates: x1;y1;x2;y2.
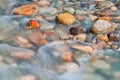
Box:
0;0;120;80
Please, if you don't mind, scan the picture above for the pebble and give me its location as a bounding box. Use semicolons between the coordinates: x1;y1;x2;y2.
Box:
96;34;109;42
37;0;50;7
91;60;111;70
58;62;79;73
55;45;73;62
12;35;32;48
28;31;47;46
95;1;114;10
110;6;117;11
74;34;87;42
108;31;120;42
69;26;85;36
12;4;38;16
111;44;118;50
55;13;76;25
71;44;94;54
93;41;107;49
25;19;40;29
40;20;55;30
91;20;116;34
75;10;88;15
10;50;35;60
75;15;86;21
63;7;75;14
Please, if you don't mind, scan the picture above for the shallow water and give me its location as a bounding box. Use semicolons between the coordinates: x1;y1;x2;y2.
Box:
0;0;120;80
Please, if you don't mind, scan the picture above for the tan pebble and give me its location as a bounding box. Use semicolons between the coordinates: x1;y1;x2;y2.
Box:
56;13;76;25
110;6;117;11
89;15;98;21
37;0;50;7
96;34;109;42
74;34;87;42
71;44;94;54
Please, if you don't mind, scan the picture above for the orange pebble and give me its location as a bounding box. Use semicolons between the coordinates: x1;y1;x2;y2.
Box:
26;20;40;29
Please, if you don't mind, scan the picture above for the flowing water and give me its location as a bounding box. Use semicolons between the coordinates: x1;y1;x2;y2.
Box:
0;0;120;80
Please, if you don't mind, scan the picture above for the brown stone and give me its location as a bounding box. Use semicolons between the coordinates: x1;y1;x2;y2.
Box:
69;27;85;36
108;32;120;42
55;13;76;25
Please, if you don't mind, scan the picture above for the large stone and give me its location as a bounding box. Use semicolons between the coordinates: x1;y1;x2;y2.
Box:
91;20;116;34
12;4;38;16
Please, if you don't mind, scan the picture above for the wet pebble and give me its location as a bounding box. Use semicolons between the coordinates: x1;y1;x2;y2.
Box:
91;20;116;34
71;44;94;54
10;49;35;60
36;0;50;7
12;4;38;16
55;13;76;25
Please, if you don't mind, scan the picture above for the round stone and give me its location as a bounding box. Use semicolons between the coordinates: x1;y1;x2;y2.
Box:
91;20;116;34
55;13;76;25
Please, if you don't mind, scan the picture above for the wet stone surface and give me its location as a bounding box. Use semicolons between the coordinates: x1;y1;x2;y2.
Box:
0;0;120;80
